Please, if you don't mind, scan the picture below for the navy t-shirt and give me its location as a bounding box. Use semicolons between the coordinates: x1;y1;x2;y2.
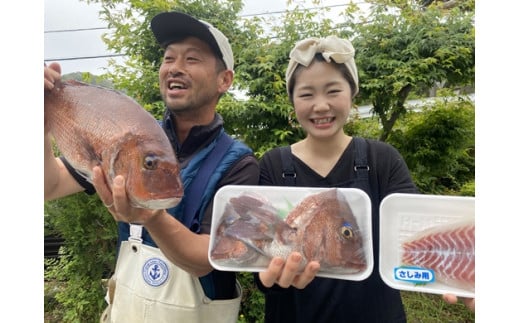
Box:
256;138;419;323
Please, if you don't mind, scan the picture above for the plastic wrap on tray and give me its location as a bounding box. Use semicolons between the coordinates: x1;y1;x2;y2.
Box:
208;186;374;281
379;193;475;298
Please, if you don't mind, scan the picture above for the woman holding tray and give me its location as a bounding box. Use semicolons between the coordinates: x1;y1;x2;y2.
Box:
254;35;473;322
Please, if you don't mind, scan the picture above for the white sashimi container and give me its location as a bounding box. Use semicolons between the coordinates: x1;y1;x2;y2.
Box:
209;185;374;281
379;193;475;298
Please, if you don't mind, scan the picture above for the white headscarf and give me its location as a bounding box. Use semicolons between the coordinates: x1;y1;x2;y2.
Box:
285;35;359;96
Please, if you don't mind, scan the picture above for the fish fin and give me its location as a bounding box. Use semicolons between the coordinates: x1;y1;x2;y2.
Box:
63;131;102;182
63;79;129;98
77;169;93;183
239;239;271;257
104;132;137;181
63;79;89;87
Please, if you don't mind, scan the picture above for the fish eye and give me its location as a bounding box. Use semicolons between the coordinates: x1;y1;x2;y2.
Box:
341;222;354;239
143;154;158;170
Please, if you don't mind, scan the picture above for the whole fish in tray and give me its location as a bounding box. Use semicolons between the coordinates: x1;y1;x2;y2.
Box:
401;218;475;292
45;80;183;209
210;188;367;275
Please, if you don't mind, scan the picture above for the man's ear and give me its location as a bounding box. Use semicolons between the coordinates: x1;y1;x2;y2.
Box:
218;69;234;93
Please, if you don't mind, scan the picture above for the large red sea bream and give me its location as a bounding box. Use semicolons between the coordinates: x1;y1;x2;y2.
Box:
401;218;475;292
45;80;183;209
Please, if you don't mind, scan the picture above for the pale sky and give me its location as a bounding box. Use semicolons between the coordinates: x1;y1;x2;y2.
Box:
44;0;349;75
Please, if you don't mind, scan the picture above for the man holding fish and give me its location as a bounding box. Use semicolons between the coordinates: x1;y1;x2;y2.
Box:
44;11;259;323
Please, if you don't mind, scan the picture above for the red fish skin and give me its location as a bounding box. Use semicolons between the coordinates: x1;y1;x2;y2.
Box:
45;80;183;209
211;189;367;275
401;218;475;292
285;189;366;273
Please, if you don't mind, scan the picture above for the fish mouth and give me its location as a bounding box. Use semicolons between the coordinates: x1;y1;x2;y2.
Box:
130;197;182;210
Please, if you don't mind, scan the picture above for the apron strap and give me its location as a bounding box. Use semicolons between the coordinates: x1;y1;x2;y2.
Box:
281;146;296;186
280;137;370;186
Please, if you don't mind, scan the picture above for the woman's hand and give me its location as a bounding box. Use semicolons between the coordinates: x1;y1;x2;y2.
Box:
259;252;320;289
443;293;475;312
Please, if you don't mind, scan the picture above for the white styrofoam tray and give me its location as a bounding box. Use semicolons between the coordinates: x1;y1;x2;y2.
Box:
379;193;475;298
209;185;374;281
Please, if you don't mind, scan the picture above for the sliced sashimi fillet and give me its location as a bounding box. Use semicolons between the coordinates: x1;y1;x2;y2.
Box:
401;218;475;292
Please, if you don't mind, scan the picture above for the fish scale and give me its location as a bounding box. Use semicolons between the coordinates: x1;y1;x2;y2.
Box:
401;219;475;292
45;79;183;209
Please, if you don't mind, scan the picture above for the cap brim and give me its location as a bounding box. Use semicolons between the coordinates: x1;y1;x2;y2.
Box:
151;11;222;57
